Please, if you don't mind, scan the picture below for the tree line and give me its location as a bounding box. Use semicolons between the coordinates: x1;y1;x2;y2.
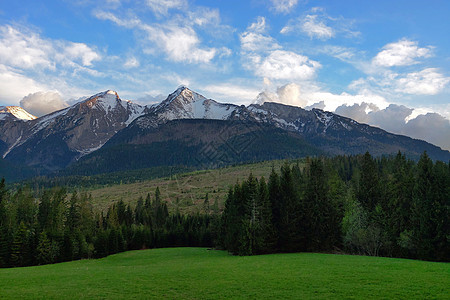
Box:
0;151;448;267
219;152;449;261
0;184;216;268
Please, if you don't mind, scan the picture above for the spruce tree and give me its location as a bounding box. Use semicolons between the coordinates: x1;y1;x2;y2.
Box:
268;167;281;250
411;152;435;260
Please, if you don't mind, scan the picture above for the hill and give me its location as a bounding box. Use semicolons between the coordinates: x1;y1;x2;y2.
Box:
0;248;448;299
78;159;295;213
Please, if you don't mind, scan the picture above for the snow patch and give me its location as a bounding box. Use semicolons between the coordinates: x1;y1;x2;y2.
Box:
0;106;36;121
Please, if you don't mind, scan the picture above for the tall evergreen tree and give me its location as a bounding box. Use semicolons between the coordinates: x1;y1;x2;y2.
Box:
357;152;380;211
411;152;435;260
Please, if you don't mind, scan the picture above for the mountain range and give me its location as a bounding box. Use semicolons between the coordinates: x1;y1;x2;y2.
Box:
1;86;449;181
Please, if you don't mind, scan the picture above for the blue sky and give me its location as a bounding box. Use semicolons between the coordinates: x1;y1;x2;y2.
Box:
1;0;449;148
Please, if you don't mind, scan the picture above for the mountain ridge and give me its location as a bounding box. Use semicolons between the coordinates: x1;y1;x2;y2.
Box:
1;86;449;180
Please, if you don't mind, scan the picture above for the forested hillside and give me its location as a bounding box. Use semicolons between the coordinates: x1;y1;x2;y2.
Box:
220;152;449;261
0;151;448;268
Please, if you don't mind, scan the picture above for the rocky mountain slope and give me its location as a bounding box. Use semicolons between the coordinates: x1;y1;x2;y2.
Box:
0;90;148;171
1;86;449;179
0;106;36;121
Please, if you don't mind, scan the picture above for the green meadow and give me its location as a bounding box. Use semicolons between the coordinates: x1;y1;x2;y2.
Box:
85;159;295;213
1;248;448;299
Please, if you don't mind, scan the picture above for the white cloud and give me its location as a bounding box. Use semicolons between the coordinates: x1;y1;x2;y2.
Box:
304;90;389;112
334;103;450;150
93;11;141;28
248;16;267;33
240;31;280;53
142;24;216;63
188;7;221;27
395;68;450;95
320;45;356;62
146;0;186;16
95;10;219;64
201;84;261;104
373;39;432;67
257;83;308;107
124;56;140;68
63;42;101;66
281;9;359;40
300;14;334;40
0;64;47;104
240;17;280;52
305;101;325;110
20;91;69;117
0;25;101;71
255;50;321;80
405;113;450;150
0;25;53;69
270;0;299;14
335;102;381;124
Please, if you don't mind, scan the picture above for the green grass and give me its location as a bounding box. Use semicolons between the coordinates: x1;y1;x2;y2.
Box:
85;159;301;213
1;248;448;299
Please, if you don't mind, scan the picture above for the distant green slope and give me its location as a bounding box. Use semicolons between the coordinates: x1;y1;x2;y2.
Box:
85;159;298;213
0;248;448;299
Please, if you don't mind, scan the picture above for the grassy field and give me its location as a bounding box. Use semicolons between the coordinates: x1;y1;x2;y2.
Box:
0;248;448;299
85;159;300;213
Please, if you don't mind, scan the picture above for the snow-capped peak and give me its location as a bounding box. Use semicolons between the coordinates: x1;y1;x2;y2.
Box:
80;90;122;114
105;90;117;96
161;86;207;107
0;106;37;121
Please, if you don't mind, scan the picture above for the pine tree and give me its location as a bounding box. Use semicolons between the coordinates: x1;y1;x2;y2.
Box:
303;158;339;251
279;162;300;252
0;178;10;267
255;177;276;253
411;152;433;259
36;231;52;265
10;221;29;267
268;167;281;250
203;193;210;214
357;152;380;211
135;196;144;225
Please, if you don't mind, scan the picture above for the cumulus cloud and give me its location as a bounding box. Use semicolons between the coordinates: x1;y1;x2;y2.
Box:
240;17;280;52
270;0;299;13
255;50;320;80
63;42;101;66
304;90;388;112
0;64;47;104
256;83;308;107
141;24;216;63
335;102;380;124
0;25;54;69
20;91;69;117
405;113;450;150
305;101;326;110
395;68;450;95
240;19;320;82
334;103;450;150
373;39;432;67
0;25;101;71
